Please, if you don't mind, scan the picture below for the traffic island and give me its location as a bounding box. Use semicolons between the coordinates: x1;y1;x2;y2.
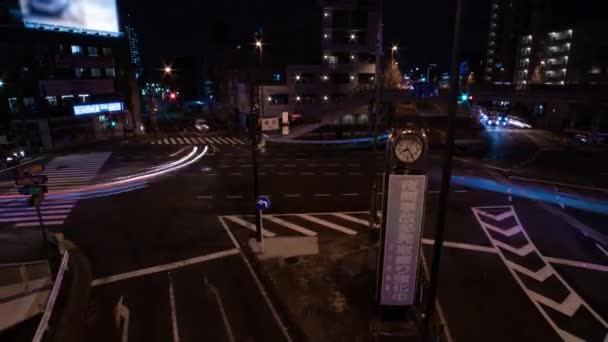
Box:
246;233;423;342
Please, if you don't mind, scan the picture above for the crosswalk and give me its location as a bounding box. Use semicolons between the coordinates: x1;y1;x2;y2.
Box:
150;136;245;145
0;152;111;227
222;211;371;238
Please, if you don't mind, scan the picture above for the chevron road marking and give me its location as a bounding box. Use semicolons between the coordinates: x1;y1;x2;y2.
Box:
483;222;522;237
473;206;608;341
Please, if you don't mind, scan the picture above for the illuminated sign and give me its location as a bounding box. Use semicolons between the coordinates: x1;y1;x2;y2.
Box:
21;0;120;36
74;102;124;116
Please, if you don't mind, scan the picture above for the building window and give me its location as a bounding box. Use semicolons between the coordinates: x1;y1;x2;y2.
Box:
102;48;113;56
273;73;281;81
8;98;18;113
87;47;99;56
23;97;36;111
91;68;102;78
71;45;83;55
45;96;58;107
105;68;116;78
78;94;90;103
75;67;85;78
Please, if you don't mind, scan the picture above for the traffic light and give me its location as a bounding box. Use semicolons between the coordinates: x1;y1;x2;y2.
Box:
15;164;48;207
458;92;472;104
110;120;117;128
169;92;177;100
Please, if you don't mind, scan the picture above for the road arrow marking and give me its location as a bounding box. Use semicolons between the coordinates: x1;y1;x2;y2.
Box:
492;240;535;257
506;261;553;282
483;222;522;237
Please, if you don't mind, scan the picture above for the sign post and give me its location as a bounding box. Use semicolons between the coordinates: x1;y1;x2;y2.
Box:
255;196;271;253
15;164;49;260
378;175;427;308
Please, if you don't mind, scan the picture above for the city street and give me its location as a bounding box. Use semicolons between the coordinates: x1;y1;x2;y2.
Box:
0;126;606;341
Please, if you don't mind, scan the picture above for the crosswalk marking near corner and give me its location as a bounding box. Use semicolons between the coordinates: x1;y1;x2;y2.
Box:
196;137;206;144
225;137;238;144
176;137;185;144
224;215;276;237
331;213;369;226
296;214;358;235
217;137;230;144
265;215;317;236
169;138;177;144
164;138;170;144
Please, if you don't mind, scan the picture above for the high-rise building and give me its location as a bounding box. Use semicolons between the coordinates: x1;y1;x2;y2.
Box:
125;25;143;80
484;0;549;85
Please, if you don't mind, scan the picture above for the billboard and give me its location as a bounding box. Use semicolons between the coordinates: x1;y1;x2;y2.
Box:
20;0;120;36
74;102;124;116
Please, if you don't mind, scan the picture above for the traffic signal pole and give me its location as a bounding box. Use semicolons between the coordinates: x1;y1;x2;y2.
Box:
251;111;263;243
35;205;50;262
423;0;463;339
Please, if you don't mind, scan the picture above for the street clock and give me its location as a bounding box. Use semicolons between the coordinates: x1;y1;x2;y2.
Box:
393;129;428;166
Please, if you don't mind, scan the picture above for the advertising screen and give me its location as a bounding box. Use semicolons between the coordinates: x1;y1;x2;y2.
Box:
74;102;124;116
20;0;120;36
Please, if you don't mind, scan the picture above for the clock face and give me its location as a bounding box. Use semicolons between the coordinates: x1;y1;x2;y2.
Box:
395;135;424;163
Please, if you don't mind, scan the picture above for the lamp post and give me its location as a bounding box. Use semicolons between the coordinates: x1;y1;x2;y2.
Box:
391;45;398;66
251;37;265;244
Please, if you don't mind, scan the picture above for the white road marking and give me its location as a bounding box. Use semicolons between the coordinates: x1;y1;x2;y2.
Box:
545;257;608;273
348;173;362;176
296;214;358;235
91;249;240;286
169;138;177;144
284;194;301;198
332;213;368;226
114;297;130;342
224;216;276;237
164;138;170;144
228;173;242;176
218;217;293;342
204;278;236;342
472;206;608;339
196;137;206;144
197;196;214;199
284;165;297;167
323;173;337;176
313;194;330;197
16;220;64;227
421;239;497;253
277;172;289;176
300;173;314;175
265;216;317;236
595;244;608;257
342;193;359;196
226;195;244;199
168;273;180;342
233;138;244;144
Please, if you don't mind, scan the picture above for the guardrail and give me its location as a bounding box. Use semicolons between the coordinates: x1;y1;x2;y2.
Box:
32;251;70;342
0;260;52;332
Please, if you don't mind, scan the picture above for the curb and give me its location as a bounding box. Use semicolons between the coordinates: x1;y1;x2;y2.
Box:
239;240;308;342
48;238;93;342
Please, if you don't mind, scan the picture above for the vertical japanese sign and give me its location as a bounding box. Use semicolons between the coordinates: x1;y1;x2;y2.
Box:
380;174;427;306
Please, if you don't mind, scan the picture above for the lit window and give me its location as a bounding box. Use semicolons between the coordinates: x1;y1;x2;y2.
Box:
45;96;58;107
87;47;98;56
102;48;112;56
8;98;18;113
91;68;102;78
75;68;85;78
78;94;90;103
105;68;116;78
71;45;83;55
273;73;281;81
295;96;301;102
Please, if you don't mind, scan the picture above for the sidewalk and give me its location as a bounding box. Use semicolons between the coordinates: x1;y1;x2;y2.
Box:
223;215;424;342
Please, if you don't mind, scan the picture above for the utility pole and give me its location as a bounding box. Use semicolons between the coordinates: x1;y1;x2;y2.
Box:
423;0;464;339
369;0;384;236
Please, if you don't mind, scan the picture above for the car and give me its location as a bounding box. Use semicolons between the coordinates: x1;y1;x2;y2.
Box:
195;119;211;132
0;144;28;168
28;0;70;16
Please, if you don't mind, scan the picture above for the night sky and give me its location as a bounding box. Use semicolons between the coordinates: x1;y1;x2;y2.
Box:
120;0;606;80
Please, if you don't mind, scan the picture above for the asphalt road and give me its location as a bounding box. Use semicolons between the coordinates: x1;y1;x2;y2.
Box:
2;126;607;341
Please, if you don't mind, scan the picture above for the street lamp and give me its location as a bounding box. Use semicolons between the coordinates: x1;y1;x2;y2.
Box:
163;66;173;75
391;45;399;66
254;39;263;65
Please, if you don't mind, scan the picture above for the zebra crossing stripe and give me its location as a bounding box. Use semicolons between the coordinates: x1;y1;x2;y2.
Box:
331;213;369;226
169;138;177;144
210;137;222;144
16;221;64;227
204;137;214;144
296;214;358;235
224;215;276;237
164;138;170;144
233;138;244;144
196;137;206;144
176;138;185;144
265;215;317;236
218;137;231;144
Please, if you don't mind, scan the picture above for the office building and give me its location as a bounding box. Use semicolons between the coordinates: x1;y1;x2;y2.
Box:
125;25;143;80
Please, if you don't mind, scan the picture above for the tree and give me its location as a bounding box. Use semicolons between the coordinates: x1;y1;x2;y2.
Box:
385;62;404;88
